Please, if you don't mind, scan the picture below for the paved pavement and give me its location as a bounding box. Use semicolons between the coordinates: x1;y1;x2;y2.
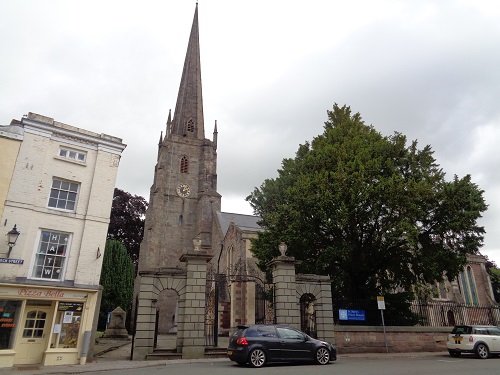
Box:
0;337;446;375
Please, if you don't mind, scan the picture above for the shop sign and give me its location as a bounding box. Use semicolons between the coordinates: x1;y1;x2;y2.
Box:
18;288;65;298
0;286;89;300
58;302;84;312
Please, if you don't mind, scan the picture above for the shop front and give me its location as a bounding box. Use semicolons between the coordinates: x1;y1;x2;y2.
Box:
0;283;99;368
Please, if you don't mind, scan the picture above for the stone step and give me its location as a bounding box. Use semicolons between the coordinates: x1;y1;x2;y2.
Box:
205;347;228;358
146;349;182;361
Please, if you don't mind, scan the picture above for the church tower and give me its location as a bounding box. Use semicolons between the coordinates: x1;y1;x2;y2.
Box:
132;5;221;359
137;3;221;275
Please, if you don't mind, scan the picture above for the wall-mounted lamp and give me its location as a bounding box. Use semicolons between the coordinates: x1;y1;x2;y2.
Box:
7;224;20;258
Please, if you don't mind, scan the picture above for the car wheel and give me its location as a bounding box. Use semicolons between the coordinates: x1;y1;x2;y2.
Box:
448;349;461;357
476;343;489;359
249;348;266;368
315;347;330;365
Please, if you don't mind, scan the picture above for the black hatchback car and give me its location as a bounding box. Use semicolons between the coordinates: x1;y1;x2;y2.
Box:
227;324;337;367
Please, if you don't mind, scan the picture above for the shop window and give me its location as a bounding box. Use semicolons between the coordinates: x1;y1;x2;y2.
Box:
50;302;83;349
0;300;22;349
32;230;71;280
48;178;80;211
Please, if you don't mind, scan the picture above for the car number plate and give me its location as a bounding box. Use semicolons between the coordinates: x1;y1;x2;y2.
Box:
227;350;233;355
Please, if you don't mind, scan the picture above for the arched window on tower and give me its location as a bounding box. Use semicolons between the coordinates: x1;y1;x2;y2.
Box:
186;119;195;133
180;156;188;173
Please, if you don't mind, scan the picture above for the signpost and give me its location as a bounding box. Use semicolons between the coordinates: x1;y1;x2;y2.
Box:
377;296;389;353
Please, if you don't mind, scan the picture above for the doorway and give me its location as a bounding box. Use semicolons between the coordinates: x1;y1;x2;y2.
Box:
15;304;53;364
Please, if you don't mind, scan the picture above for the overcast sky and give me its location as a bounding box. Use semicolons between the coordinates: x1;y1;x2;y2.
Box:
1;0;499;264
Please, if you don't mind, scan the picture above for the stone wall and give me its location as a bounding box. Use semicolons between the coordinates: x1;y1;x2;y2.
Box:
334;326;450;354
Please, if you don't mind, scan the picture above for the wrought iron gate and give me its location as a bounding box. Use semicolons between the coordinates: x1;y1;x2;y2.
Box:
205;273;275;347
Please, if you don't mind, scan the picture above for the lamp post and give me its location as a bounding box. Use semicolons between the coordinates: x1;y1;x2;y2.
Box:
7;224;20;258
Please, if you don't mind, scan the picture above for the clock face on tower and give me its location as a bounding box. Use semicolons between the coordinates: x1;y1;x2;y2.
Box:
176;183;191;198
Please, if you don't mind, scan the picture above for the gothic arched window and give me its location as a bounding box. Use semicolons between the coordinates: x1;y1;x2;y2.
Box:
180;156;188;173
466;266;479;305
186;119;195;133
459;271;471;304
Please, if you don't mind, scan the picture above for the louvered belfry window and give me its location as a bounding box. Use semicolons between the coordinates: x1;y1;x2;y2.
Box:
180;156;189;173
187;119;195;132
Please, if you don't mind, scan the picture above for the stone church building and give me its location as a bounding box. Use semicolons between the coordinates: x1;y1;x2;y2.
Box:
131;4;335;360
131;3;496;361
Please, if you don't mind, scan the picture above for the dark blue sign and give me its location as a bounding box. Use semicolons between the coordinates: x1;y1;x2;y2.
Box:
339;309;365;321
0;258;24;264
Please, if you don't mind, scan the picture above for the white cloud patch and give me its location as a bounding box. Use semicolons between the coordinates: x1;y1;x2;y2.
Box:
1;0;499;264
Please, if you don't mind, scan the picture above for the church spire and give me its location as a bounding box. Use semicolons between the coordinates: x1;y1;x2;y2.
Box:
171;3;204;139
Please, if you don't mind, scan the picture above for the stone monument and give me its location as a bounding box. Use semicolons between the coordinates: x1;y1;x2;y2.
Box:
103;307;129;338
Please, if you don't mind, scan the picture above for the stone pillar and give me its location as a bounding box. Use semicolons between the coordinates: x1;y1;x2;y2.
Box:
267;243;300;327
315;276;335;344
132;274;158;360
179;244;212;359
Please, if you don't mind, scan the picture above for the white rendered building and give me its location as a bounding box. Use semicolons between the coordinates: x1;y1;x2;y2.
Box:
0;112;125;367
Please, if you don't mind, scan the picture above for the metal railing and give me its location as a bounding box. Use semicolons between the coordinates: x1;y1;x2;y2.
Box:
333;298;500;327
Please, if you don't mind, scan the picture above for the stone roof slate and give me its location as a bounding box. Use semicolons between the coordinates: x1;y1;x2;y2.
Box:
216;211;262;235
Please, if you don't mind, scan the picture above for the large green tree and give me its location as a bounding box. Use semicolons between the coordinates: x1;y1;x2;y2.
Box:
107;188;148;267
485;259;500;303
98;240;135;331
247;104;487;299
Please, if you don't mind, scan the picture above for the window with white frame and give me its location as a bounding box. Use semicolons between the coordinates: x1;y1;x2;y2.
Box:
48;179;79;211
58;147;86;163
32;230;70;280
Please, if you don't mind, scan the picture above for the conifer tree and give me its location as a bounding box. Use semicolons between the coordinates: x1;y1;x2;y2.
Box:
98;240;135;331
247;104;487;299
